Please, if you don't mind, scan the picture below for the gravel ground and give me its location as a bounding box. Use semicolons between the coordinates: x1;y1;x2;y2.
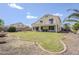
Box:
61;33;79;55
0;34;52;55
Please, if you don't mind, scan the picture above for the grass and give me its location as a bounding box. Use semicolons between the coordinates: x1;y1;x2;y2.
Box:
10;31;64;52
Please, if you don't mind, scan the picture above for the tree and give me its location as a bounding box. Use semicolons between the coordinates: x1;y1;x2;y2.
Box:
0;19;4;26
64;9;79;31
0;19;4;32
8;26;16;32
64;9;79;23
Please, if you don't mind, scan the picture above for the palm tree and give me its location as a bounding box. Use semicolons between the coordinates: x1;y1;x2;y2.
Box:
64;9;79;23
64;9;79;32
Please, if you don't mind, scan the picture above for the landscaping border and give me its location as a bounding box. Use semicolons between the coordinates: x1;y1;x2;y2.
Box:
12;34;67;54
34;40;67;54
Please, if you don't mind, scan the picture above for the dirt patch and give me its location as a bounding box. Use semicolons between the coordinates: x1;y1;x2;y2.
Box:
0;34;51;55
61;33;79;55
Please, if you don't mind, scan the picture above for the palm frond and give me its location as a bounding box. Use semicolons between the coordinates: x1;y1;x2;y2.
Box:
67;9;79;13
64;19;79;22
68;13;79;18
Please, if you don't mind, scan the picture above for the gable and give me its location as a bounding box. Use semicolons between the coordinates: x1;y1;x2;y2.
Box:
32;14;61;26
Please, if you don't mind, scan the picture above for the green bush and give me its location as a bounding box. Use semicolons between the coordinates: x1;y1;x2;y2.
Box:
8;26;16;32
63;23;70;32
71;29;77;34
71;23;79;33
72;23;79;30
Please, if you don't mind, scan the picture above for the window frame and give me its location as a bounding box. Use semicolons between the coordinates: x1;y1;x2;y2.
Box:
49;18;53;24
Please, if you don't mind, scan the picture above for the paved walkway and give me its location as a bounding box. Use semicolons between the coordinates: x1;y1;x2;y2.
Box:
62;33;79;55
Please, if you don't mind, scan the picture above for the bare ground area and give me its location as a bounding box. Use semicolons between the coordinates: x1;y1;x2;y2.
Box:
0;34;51;55
61;33;79;55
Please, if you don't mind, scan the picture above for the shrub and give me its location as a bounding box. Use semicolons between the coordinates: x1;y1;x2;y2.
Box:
72;23;79;30
63;23;70;32
71;23;79;33
8;26;16;32
71;29;77;34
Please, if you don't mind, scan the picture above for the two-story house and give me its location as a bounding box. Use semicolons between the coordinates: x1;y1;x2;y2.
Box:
31;14;61;32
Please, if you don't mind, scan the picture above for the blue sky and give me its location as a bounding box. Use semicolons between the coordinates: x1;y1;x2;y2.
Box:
0;3;79;26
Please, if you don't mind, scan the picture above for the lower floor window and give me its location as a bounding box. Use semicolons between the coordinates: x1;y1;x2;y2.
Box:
49;26;54;30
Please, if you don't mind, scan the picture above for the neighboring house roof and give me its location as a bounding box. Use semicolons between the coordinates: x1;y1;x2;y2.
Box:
10;22;31;31
32;14;61;27
10;22;29;28
3;23;32;31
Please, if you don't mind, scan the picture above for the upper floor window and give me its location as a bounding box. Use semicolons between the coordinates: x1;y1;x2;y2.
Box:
40;20;43;23
49;18;53;24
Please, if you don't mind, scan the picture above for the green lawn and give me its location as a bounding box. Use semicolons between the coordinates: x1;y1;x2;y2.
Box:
10;31;64;52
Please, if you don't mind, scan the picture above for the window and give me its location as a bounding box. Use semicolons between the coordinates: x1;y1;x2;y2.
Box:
49;19;53;24
49;26;54;30
40;20;43;23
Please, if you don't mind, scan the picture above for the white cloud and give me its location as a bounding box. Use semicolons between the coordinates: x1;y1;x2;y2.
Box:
8;3;24;10
26;15;38;19
26;12;31;15
53;13;63;16
26;12;38;19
